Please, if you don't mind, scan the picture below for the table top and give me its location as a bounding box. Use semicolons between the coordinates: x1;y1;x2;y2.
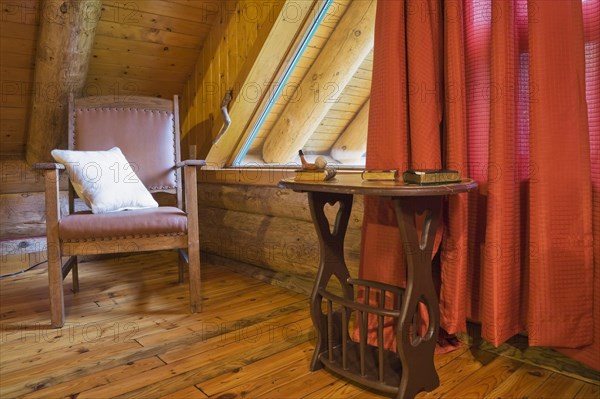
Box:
278;174;478;197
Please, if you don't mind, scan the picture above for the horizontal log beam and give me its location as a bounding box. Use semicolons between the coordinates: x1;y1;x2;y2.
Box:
199;206;361;278
198;183;364;230
25;0;101;165
0;192;88;238
0;159;68;194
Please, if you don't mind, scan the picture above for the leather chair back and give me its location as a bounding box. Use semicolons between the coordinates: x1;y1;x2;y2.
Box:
69;96;182;193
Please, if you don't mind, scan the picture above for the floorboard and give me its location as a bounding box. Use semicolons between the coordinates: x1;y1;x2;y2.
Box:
0;251;598;398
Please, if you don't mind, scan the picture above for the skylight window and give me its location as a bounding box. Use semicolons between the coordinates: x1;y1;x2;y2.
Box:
231;0;374;168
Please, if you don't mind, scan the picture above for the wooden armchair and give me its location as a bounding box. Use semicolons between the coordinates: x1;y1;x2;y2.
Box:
35;95;205;328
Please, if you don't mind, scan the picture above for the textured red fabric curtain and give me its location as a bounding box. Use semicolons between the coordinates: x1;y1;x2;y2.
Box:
358;0;444;352
362;0;599;370
558;0;600;368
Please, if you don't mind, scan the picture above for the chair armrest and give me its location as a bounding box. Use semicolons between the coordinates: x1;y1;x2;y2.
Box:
182;162;199;221
35;166;63;237
33;162;65;170
175;160;206;168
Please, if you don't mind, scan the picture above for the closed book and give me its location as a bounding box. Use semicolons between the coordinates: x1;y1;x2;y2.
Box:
294;168;337;182
361;169;399;181
402;169;461;184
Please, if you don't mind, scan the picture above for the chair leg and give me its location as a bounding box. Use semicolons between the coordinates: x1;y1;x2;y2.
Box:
47;243;65;328
187;242;202;313
71;256;79;293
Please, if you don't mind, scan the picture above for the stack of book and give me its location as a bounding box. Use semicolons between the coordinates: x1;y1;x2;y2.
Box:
402;169;461;184
361;169;399;181
361;169;461;184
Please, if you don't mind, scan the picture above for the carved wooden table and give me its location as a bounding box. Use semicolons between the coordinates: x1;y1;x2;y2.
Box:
278;174;477;399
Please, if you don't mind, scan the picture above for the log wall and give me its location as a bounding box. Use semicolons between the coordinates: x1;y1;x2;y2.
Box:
197;182;363;280
1;159;53;275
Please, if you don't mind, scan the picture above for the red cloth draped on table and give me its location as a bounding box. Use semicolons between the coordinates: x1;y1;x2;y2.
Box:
360;0;599;370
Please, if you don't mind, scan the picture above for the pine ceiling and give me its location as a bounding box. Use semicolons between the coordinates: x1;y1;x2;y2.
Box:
87;0;220;98
0;0;221;157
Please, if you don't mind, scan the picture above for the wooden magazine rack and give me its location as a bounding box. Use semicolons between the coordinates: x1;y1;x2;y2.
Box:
279;175;477;399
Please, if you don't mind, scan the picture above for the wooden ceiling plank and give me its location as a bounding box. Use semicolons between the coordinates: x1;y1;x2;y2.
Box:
128;0;220;23
0;118;26;134
99;4;212;37
84;76;182;98
318;118;350;128
341;85;372;98
25;0;102;164
169;0;222;9
94;22;204;50
0;0;39;25
0;51;36;69
311;124;345;135
87;64;190;83
346;77;373;88
330;98;369;163
1;119;28;153
261;0;375;164
326;109;357;120
1;66;34;82
1;107;27;119
350;68;372;81
336;89;372;104
1;92;33;108
0;37;36;56
90;48;197;70
92;35;197;59
0;20;37;40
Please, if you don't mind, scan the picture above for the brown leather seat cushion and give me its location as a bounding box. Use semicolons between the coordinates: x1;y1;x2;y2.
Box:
59;207;187;242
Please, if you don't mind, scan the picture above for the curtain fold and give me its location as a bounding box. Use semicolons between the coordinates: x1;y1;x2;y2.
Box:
479;0;528;346
526;0;593;347
558;0;600;367
439;0;470;335
361;0;599;370
358;0;445;352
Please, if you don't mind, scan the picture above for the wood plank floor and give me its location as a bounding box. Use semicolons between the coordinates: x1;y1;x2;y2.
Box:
1;251;598;398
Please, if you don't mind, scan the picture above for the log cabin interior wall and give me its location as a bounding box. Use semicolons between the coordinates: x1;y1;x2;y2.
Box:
197;183;363;294
0;0;372;285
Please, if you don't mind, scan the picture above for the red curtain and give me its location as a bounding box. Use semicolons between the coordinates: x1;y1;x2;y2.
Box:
361;0;599;370
559;0;600;368
358;0;444;352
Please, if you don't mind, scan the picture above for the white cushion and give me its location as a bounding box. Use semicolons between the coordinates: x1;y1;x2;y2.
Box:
51;147;159;214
